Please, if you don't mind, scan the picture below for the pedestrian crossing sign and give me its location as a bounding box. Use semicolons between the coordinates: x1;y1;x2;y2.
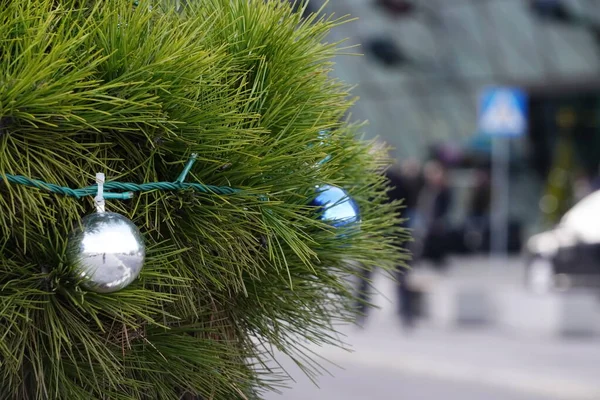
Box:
478;87;528;137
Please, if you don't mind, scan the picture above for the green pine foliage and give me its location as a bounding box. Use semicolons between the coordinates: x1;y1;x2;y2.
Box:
0;0;406;398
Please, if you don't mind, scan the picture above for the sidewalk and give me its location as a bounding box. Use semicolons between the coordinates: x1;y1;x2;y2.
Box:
267;258;600;400
266;318;600;400
316;323;600;400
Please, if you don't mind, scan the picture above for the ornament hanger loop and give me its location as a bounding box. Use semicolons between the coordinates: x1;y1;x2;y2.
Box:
95;172;106;213
176;153;198;184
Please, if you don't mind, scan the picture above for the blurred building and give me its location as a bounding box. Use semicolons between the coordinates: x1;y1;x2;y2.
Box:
308;0;600;236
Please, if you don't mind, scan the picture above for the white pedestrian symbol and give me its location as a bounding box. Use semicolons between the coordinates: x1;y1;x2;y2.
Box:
480;90;526;136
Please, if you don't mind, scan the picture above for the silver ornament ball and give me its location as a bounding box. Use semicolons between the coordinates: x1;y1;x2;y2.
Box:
67;212;145;293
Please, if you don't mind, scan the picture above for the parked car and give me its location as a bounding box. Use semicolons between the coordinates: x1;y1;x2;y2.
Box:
526;190;600;292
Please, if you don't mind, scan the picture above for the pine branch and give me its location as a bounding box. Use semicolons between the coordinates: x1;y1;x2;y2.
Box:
0;1;407;398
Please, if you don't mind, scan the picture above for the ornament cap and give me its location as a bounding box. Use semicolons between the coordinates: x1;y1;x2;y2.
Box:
94;172;106;213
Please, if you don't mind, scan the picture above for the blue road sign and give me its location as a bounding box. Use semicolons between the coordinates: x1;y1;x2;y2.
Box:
478;87;528;137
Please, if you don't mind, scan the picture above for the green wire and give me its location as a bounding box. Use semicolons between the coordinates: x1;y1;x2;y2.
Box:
0;154;241;200
0;132;333;201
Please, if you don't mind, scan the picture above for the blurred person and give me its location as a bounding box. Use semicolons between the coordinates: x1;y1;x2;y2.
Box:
464;169;491;252
356;158;422;330
413;160;452;269
469;169;491;220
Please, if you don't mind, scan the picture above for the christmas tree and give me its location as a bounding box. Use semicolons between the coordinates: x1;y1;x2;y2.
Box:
0;1;404;398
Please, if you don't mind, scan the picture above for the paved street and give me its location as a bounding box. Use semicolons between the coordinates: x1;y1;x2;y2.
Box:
265;324;600;400
264;265;600;400
265;356;553;400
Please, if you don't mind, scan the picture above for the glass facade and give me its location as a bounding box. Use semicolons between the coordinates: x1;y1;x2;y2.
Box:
322;0;600;158
314;0;600;232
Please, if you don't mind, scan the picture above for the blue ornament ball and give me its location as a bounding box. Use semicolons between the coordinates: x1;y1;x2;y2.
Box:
310;185;360;227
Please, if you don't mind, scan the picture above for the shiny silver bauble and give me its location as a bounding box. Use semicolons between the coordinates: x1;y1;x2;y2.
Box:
67;212;145;293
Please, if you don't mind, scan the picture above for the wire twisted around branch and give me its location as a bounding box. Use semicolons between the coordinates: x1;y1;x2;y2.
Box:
0;154;241;200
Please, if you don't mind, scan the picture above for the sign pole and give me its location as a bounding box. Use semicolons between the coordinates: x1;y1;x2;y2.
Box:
479;87;527;263
490;137;510;261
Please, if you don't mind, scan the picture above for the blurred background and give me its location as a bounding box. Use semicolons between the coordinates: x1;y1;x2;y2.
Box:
267;0;600;399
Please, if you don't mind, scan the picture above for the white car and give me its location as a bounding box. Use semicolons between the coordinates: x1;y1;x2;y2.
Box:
526;190;600;292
